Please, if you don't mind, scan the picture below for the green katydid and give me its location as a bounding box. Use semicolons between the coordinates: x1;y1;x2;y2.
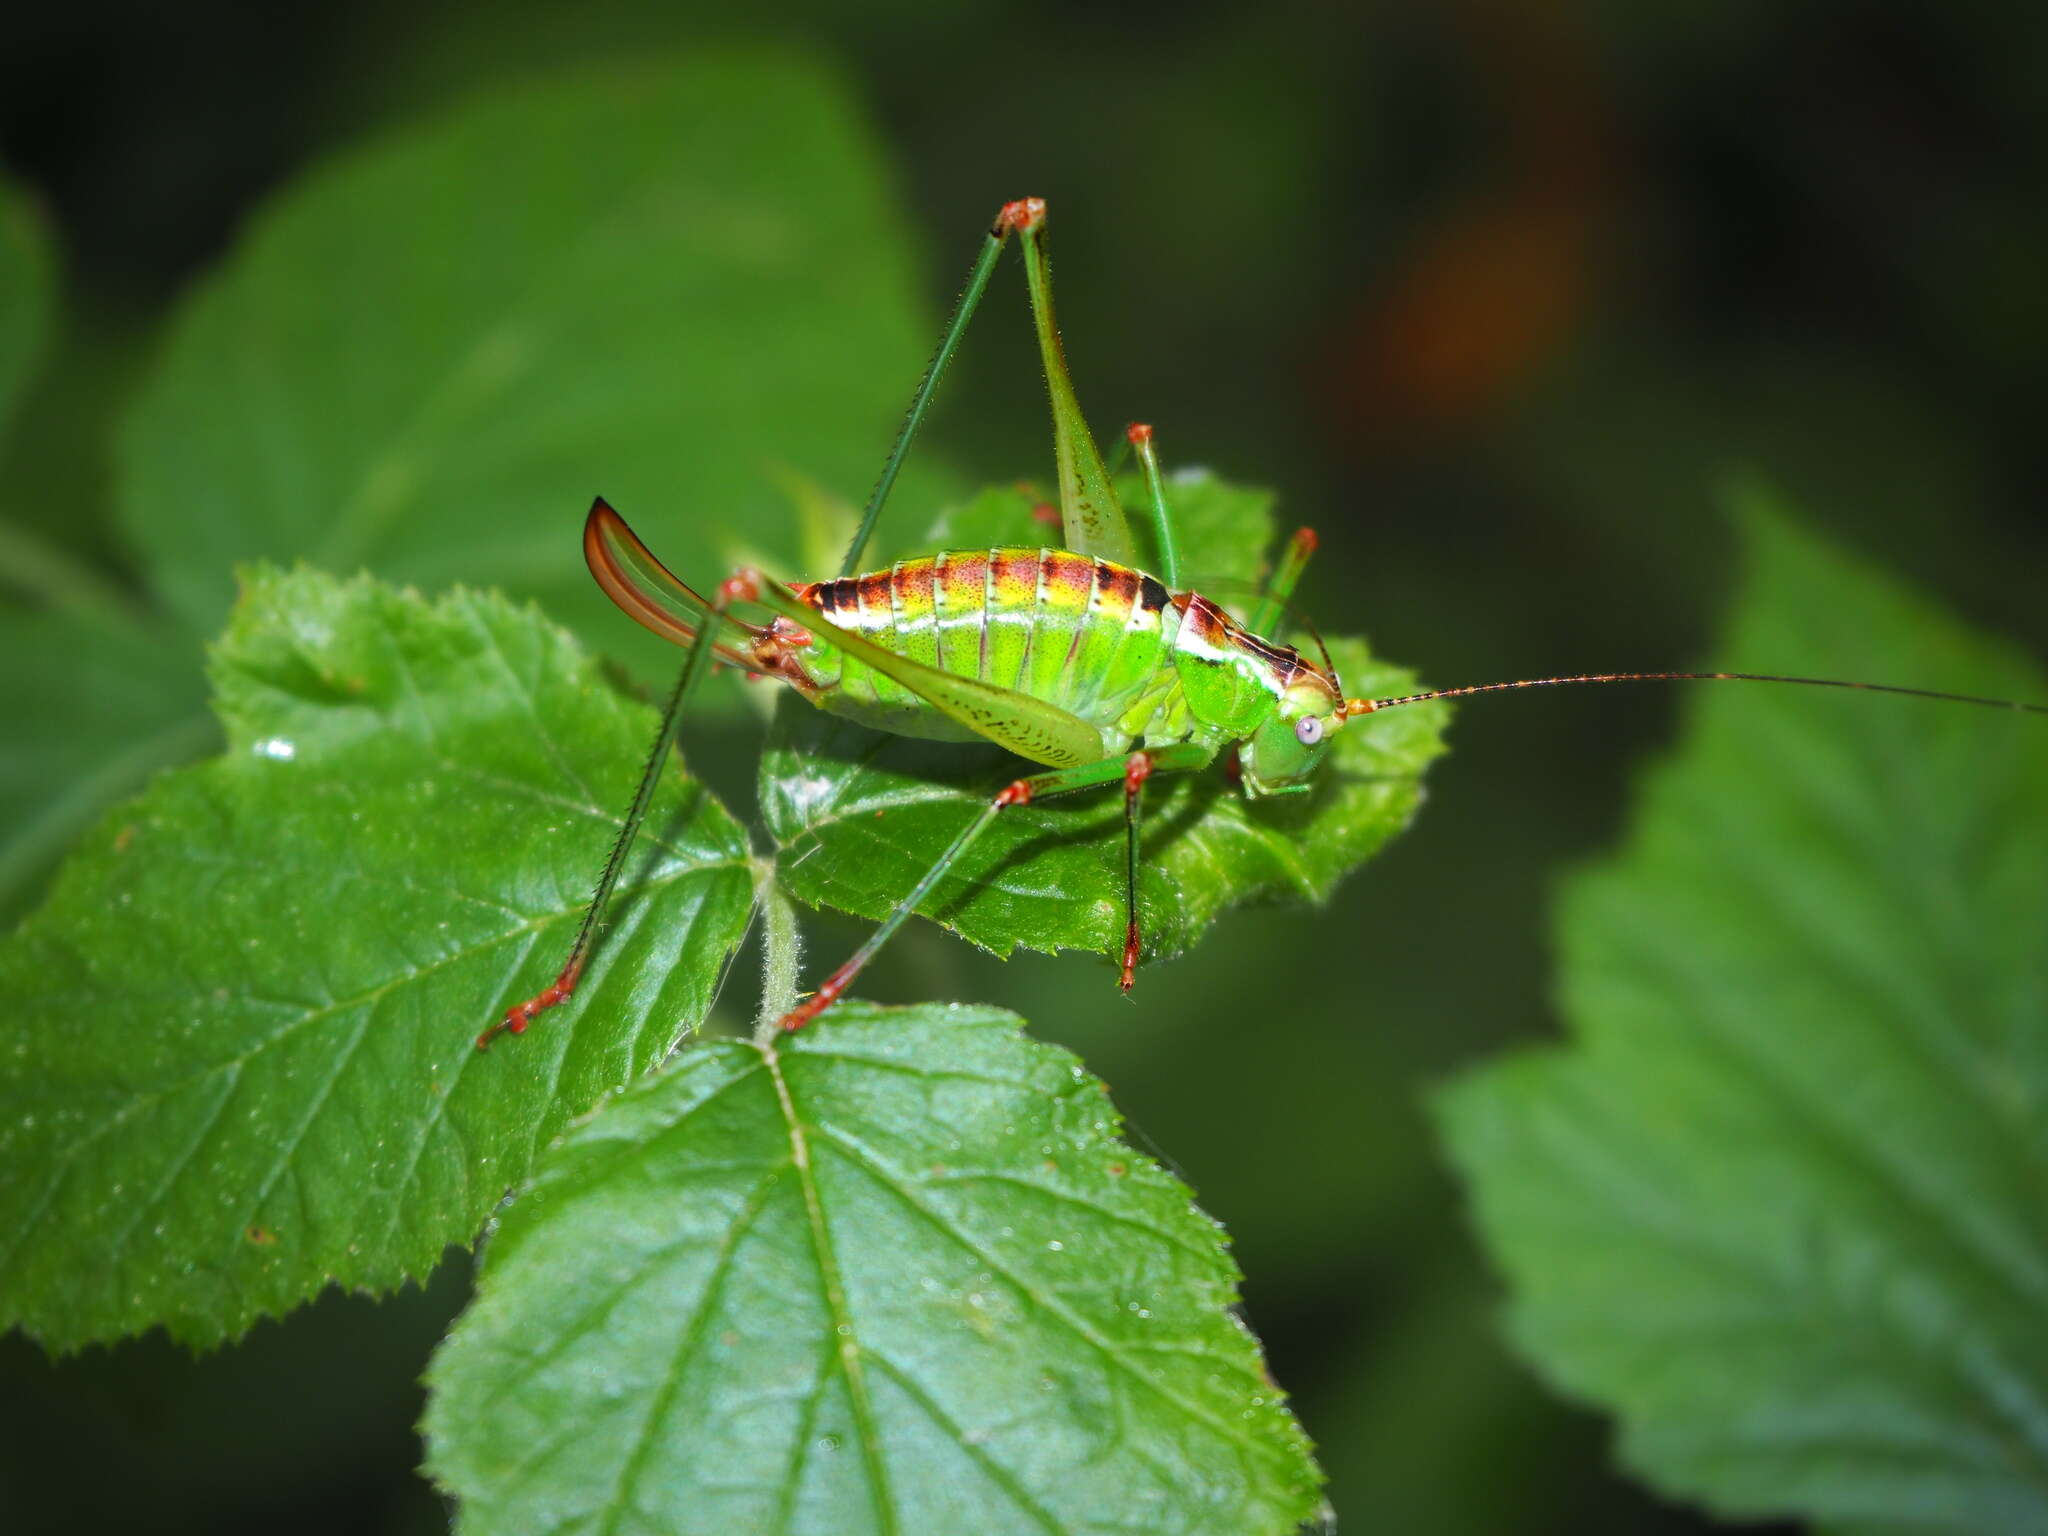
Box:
477;196;2046;1049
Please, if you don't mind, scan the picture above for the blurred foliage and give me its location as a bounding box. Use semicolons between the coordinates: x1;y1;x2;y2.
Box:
3;1;2045;1532
0;174;51;426
1441;499;2048;1532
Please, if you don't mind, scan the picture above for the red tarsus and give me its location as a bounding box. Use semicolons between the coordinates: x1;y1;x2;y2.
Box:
1123;752;1155;794
1119;922;1142;992
995;778;1035;808
1030;501;1061;526
477;970;578;1050
720;570;761;604
1126;422;1153;446
779;971;848;1033
1291;526;1319;555
1223;744;1243;786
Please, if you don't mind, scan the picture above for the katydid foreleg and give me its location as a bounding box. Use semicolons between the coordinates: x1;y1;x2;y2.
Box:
777;742;1216;1032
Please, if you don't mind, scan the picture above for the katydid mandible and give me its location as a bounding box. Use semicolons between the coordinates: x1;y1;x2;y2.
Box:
477;197;2046;1049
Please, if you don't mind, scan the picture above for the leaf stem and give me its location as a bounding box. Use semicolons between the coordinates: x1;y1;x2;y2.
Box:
752;859;802;1045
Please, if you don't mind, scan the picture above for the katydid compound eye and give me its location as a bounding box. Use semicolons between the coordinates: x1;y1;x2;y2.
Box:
1294;715;1323;746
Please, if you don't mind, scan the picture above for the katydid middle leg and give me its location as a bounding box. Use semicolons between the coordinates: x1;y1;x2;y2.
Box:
778;740;1216;1031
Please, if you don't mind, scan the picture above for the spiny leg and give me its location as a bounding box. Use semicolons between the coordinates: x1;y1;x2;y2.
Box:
778;743;1214;1031
477;571;745;1049
1112;741;1213;990
838;203;1019;577
1124;424;1181;590
1121;753;1151;989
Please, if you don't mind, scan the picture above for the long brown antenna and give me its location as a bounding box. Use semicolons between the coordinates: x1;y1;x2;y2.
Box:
1343;670;2048;717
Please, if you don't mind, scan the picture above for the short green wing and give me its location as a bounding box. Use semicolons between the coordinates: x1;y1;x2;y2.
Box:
748;577;1102;768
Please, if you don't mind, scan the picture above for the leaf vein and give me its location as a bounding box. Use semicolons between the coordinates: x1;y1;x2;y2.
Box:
808;1119;1289;1471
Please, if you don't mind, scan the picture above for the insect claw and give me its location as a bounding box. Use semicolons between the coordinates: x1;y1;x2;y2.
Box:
779;981;838;1032
478;973;577;1050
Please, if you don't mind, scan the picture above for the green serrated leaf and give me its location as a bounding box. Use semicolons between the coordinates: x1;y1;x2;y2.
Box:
115;48;954;657
0;569;754;1349
762;474;1446;969
0;171;53;434
424;1001;1323;1535
1438;492;2048;1532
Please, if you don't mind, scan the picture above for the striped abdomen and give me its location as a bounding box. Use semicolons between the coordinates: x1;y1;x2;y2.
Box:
788;548;1185;748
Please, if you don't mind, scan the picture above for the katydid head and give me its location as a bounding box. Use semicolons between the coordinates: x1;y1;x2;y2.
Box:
1242;672;1346;796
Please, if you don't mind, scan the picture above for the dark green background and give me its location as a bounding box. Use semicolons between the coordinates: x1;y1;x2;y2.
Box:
4;2;2043;1530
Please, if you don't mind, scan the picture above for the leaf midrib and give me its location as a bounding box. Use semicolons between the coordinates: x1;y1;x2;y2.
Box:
766;1042;897;1534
